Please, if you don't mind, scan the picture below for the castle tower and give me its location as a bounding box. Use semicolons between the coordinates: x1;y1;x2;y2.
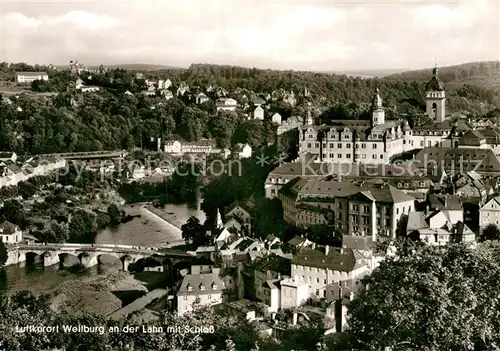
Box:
371;87;385;126
425;65;446;122
402;120;413;152
216;208;223;229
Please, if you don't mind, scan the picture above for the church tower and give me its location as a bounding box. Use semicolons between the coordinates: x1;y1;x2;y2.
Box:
371;87;385;126
425;65;446;122
216;208;223;229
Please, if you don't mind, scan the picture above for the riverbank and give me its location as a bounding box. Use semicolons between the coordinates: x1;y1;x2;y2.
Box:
50;270;155;317
143;204;183;230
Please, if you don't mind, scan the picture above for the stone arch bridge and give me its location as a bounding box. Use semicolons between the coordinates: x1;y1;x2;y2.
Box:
7;243;195;271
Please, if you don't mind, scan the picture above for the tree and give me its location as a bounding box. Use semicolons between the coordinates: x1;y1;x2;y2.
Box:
107;204;122;226
0;239;7;266
343;244;500;350
181;216;209;247
481;223;500;241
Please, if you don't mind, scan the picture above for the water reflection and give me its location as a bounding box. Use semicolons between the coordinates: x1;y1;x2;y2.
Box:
4;201;205;294
4;256;121;295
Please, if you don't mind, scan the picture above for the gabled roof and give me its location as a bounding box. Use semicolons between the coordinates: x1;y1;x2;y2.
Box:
177;273;225;295
292;247;363;272
252;254;291;275
428;194;463;211
225;197;256;216
480;196;500;210
0;221;20;234
288;236;309;247
461;130;485;140
342;235;373;251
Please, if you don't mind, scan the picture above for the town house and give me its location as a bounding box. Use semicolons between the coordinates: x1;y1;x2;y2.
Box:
290;245;369;302
176;273;225;317
0;221;23;244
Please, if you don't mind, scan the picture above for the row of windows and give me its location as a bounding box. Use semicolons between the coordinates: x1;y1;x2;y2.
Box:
322;154;385;160
351;216;391;227
293;265;349;277
306;142;383;149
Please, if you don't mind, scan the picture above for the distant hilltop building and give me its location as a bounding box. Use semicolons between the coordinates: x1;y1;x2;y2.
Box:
69;60;104;74
15;72;49;83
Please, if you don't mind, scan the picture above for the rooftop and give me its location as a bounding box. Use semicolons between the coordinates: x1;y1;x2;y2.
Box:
292;246;364;272
177;273;225;296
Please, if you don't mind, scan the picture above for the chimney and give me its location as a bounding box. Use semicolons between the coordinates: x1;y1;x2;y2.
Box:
325;245;329;255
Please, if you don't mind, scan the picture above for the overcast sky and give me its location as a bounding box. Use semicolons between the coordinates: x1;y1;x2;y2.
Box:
1;0;499;71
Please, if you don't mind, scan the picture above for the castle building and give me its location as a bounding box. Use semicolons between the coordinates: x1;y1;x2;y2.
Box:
298;88;406;164
298;67;454;164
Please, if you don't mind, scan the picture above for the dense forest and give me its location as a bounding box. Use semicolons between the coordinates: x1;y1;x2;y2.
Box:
1;61;499;155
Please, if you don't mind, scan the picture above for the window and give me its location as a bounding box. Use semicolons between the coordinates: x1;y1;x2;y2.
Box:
396;208;399;215
323;290;326;298
420;141;424;147
307;143;311;148
316;278;320;283
316;289;320;296
338;154;342;158
403;140;406;144
363;206;369;213
329;143;334;148
346;143;351;148
315;143;319;148
385;218;390;226
372;144;377;149
361;143;366;149
353;204;359;211
184;296;188;300
372;155;377;159
362;216;369;225
380;155;383;159
322;143;326;148
329;153;334;158
323;279;327;284
347;154;351;159
337;143;342;148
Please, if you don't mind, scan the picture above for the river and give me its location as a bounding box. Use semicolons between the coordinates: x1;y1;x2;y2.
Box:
4;199;206;295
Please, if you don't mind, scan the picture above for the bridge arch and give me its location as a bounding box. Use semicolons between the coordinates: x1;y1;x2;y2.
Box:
86;252;122;268
85;252;139;271
25;252;42;266
58;253;80;268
